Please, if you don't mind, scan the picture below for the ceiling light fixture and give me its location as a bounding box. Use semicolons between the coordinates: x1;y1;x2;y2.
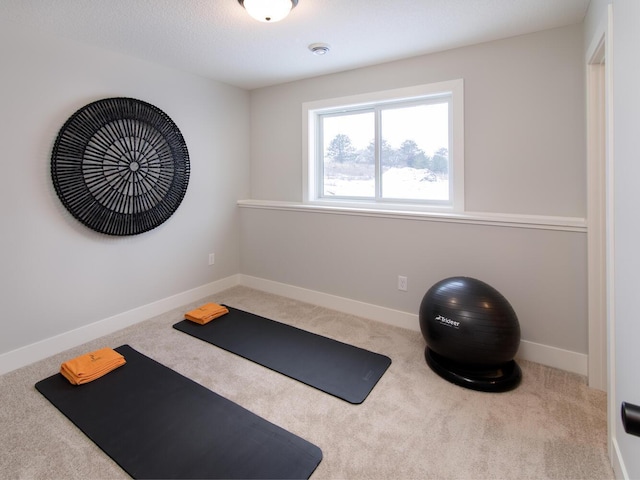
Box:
238;0;298;23
309;43;330;56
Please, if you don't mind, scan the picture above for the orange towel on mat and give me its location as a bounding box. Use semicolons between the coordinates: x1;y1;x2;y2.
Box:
185;303;229;325
60;347;126;385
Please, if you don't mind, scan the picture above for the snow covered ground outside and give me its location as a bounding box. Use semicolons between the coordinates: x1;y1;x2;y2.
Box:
324;166;449;201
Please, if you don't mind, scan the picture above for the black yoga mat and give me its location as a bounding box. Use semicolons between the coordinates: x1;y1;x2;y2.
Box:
35;345;322;480
173;306;392;404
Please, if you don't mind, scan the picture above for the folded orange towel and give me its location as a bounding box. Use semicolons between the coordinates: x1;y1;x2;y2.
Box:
60;347;126;385
185;303;229;325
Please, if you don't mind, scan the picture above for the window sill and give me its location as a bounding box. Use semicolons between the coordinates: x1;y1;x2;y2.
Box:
237;199;586;232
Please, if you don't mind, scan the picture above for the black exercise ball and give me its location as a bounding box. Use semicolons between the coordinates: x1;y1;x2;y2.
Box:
419;276;522;392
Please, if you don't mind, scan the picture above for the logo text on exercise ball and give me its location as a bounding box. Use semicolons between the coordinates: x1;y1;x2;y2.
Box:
435;315;460;329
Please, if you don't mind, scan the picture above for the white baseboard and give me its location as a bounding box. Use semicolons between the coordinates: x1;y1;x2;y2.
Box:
515;339;587;376
611;436;628;479
0;275;240;376
239;274;588;376
239;274;419;332
0;273;588;378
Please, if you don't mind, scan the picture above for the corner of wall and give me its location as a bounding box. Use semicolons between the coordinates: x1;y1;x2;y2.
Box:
0;275;241;376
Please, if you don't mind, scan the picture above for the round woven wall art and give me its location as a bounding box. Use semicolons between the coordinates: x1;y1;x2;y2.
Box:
51;97;190;236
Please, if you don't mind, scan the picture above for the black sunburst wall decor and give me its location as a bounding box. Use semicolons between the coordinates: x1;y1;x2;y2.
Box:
51;97;190;236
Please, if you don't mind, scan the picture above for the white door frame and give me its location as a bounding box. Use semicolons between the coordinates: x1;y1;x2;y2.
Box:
586;6;622;476
586;30;607;392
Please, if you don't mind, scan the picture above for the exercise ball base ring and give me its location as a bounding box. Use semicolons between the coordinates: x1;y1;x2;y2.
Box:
425;347;522;393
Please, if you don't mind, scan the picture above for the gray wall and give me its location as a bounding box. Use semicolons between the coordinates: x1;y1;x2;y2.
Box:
610;0;640;476
249;25;585;217
0;24;250;356
0;18;589;366
584;0;609;48
242;25;588;355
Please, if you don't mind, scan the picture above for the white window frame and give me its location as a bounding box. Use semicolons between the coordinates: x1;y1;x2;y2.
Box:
303;79;464;213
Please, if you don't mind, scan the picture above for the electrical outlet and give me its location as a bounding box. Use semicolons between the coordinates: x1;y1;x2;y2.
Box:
208;253;215;265
398;275;408;291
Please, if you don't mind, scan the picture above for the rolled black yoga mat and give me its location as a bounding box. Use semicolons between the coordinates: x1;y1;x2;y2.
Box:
35;345;322;480
173;306;392;404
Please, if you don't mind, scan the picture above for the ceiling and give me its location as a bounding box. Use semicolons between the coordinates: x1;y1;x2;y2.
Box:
1;0;591;90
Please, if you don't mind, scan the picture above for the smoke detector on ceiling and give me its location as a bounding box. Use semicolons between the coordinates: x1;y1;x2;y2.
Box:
309;43;331;56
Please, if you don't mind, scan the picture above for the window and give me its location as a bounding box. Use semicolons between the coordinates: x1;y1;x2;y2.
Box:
303;80;464;212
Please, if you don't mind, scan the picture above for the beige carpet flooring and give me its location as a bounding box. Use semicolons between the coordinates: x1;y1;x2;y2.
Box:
0;286;613;479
